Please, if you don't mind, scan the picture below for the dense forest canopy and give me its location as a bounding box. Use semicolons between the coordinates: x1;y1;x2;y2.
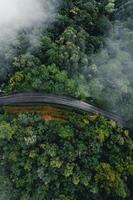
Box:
0;0;133;199
0;0;133;123
0;112;133;200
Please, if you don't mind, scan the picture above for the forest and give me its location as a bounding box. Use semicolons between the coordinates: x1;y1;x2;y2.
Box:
0;0;133;199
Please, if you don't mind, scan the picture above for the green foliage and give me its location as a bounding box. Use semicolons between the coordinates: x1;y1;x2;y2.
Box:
0;1;133;199
0;121;15;140
1;0;114;97
13;53;41;70
57;125;74;139
0;112;132;200
95;162;128;198
96;16;112;35
0;167;13;200
5;63;79;97
105;0;116;13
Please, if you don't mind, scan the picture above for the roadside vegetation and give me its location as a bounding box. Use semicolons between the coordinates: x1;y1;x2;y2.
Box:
0;1;133;199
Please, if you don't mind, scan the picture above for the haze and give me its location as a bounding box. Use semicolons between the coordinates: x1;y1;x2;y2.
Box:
0;0;57;43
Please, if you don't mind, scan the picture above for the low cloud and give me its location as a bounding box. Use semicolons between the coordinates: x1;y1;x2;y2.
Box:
0;0;58;44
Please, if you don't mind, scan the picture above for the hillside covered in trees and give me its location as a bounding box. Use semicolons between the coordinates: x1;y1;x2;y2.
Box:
0;0;133;199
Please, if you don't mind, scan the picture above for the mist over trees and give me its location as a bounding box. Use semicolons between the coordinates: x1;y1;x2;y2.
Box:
0;0;133;200
0;0;132;123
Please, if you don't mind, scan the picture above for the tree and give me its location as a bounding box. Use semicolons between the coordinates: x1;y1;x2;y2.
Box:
0;112;132;200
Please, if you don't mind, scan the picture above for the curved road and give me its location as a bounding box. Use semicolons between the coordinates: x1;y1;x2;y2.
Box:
0;92;132;130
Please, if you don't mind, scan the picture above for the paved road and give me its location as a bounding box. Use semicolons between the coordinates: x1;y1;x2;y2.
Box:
0;92;132;130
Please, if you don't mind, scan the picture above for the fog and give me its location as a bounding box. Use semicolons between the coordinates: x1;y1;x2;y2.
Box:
0;0;59;81
0;0;58;45
79;20;133;123
0;0;132;123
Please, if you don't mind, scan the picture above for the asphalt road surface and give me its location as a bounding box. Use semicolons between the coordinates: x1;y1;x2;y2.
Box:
0;92;132;130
